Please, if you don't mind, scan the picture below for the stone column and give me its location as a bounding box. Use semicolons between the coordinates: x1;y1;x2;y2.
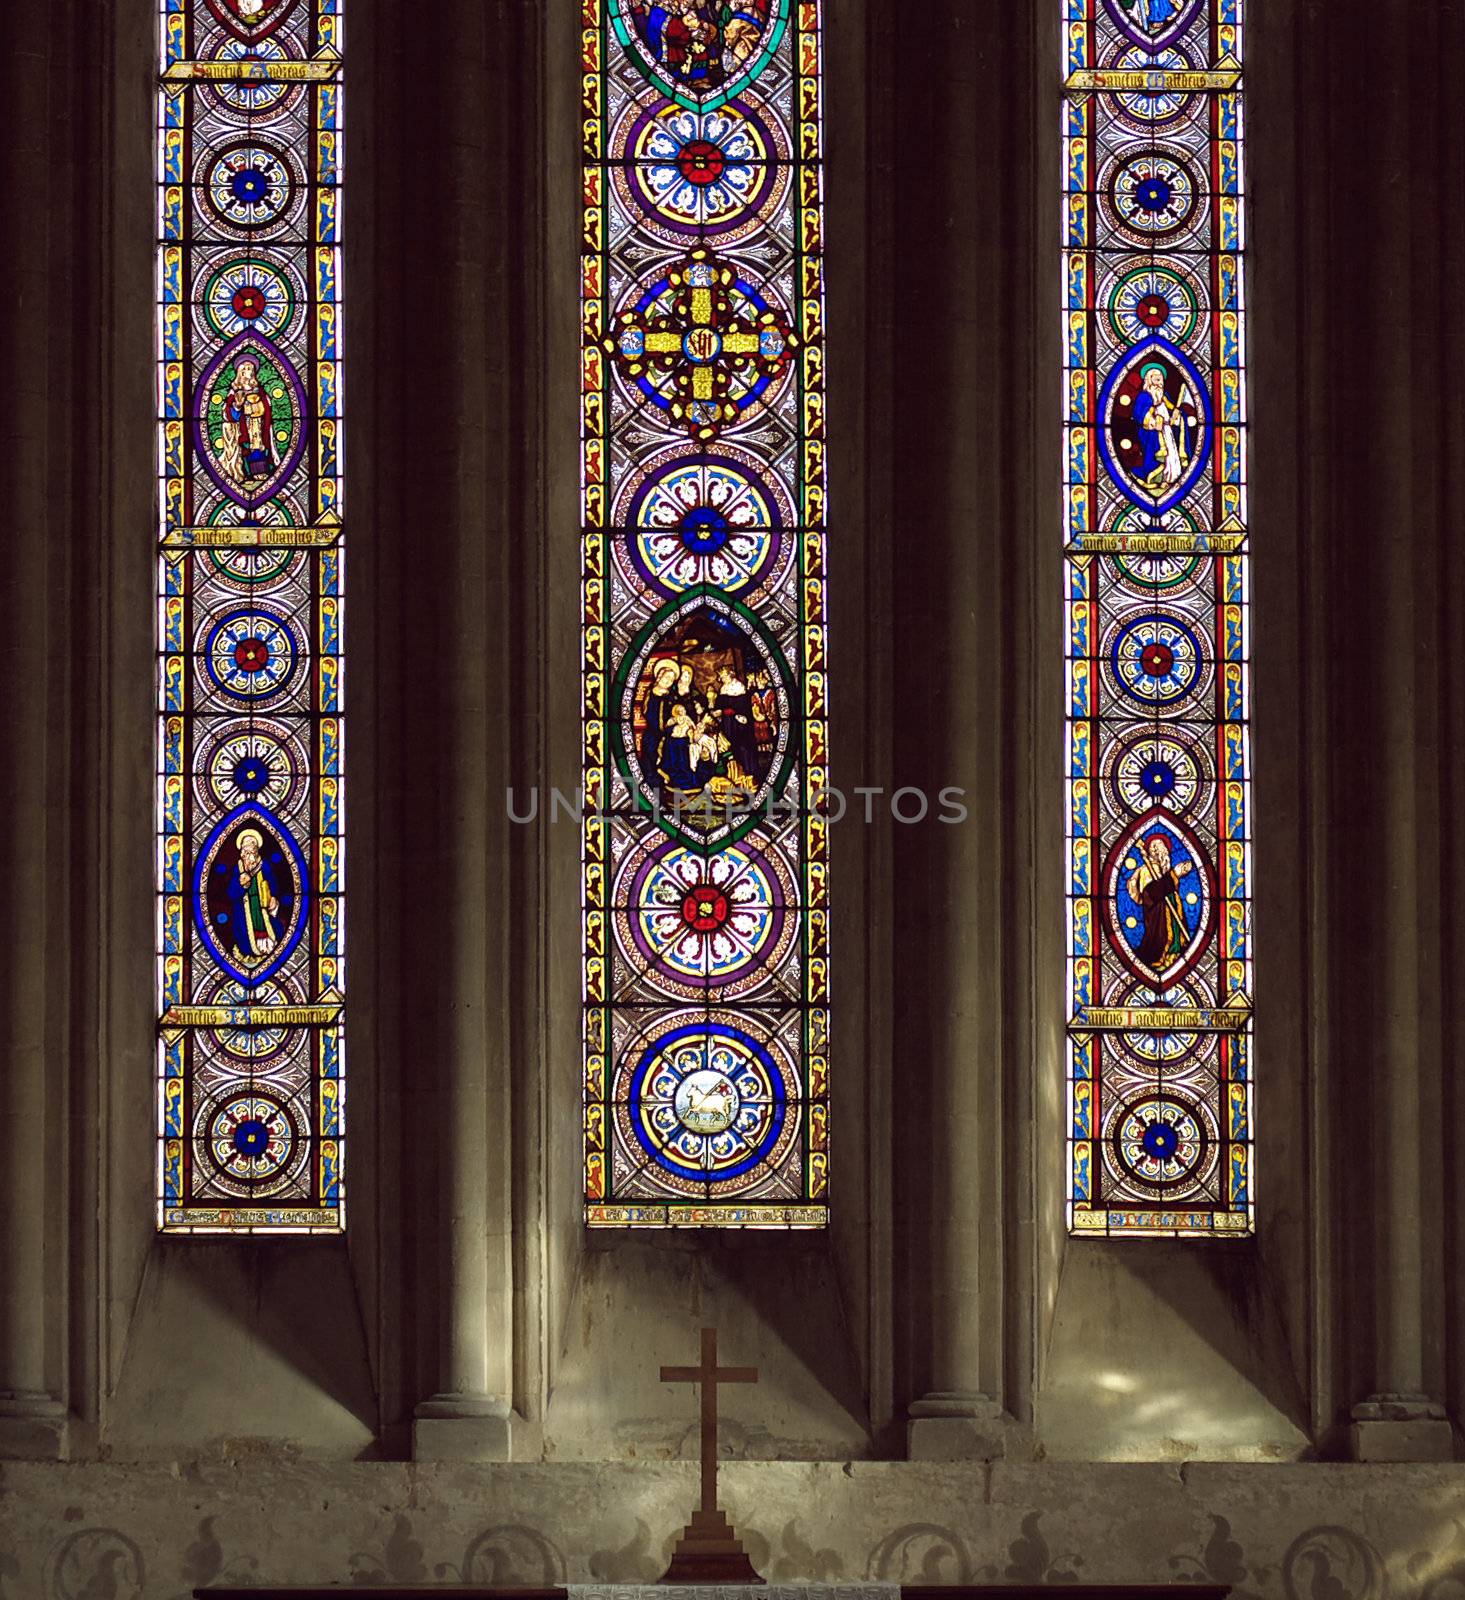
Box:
889;0;1037;1459
0;0;68;1463
1312;0;1454;1464
0;535;67;1460
401;0;517;1462
1438;2;1465;1443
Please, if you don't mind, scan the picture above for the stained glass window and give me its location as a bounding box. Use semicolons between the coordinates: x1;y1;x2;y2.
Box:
1063;0;1252;1234
582;1;828;1226
156;0;345;1231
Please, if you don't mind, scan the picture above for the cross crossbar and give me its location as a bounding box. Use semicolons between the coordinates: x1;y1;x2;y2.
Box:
660;1325;758;1514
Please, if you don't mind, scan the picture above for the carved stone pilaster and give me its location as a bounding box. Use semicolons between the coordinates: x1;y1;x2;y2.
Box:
884;0;1041;1456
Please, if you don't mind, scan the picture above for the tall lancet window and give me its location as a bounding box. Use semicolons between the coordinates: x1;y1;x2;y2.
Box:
582;1;829;1226
1063;0;1253;1234
156;0;346;1231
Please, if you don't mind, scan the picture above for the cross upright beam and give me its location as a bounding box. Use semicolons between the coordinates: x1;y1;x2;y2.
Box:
661;1325;758;1516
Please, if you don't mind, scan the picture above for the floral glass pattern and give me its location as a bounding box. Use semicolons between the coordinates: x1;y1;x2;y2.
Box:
1064;0;1253;1234
156;0;345;1231
582;1;829;1225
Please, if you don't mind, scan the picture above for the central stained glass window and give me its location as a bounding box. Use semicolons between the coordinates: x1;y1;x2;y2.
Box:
582;1;828;1225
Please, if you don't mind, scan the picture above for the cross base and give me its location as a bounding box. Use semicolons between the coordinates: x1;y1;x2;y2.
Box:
658;1507;764;1585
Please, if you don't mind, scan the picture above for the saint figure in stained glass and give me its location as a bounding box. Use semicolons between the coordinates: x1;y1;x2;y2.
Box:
1126;833;1195;974
220;360;279;484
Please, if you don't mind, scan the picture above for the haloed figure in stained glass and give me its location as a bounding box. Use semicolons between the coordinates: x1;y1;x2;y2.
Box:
230;828;281;962
220;358;278;487
1116;0;1187;33
634;609;774;815
221;0;283;20
633;1;772;85
1134;362;1196;495
1128;832;1194;976
640;660;682;779
658;662;717;790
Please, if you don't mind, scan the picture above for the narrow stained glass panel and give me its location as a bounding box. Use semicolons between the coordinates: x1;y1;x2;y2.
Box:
1063;0;1253;1235
582;1;829;1226
156;0;345;1231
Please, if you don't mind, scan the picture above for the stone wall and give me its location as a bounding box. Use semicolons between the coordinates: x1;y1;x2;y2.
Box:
4;6;1465;1594
5;1461;1463;1599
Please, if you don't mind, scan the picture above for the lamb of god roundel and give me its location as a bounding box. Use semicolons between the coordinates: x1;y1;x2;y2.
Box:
583;0;827;1225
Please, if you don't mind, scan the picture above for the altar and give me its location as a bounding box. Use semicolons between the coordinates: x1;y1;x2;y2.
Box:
195;1333;1229;1600
199;1586;1228;1598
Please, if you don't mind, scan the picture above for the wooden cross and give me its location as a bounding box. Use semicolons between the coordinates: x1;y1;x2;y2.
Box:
658;1327;763;1584
661;1326;758;1517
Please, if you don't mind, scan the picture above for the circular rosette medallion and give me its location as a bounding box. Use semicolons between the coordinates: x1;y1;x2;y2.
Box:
191;483;311;534
611;93;791;245
1105;985;1220;1077
1103;606;1211;715
204;35;309;120
1101;725;1213;821
612;444;792;601
195;716;310;817
200;603;303;705
1100;146;1205;249
197;1089;308;1197
199;254;302;342
1099;42;1206;131
199;973;311;1067
203;544;307;593
197;137;305;239
612;832;799;1001
1100;260;1202;352
616;1017;800;1194
607;251;796;439
1105;545;1208;602
1100;501;1206;554
1107;1092;1218;1199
